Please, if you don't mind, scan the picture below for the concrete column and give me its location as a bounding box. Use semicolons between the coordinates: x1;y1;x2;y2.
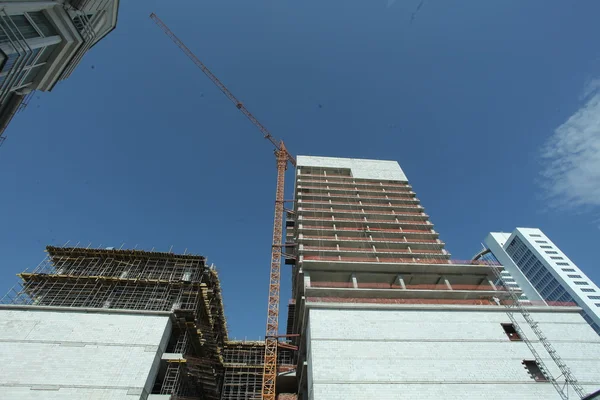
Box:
351;273;358;289
298;233;303;240
336;244;340;251
396;275;406;289
443;276;452;290
334;233;338;240
488;279;497;290
368;234;373;241
333;224;336;231
407;246;412;253
395;217;399;223
303;272;311;288
371;245;376;252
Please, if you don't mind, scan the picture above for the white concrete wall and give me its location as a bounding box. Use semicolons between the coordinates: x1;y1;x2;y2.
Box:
0;308;171;400
307;307;600;400
297;155;408;181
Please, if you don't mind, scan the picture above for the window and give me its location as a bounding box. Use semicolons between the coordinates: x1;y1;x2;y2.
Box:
523;360;548;381
589;296;600;300
574;281;589;286
502;323;522;341
540;245;552;249
582;288;597;292
535;240;547;244
529;234;542;237
550;256;563;260
557;262;570;266
562;268;576;272
596;304;600;307
545;251;558;254
567;274;582;279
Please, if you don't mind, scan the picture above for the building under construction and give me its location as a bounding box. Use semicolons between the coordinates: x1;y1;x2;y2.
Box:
2;156;600;400
1;246;228;399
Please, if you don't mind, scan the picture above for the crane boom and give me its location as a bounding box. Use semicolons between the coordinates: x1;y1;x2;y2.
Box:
150;13;293;400
149;13;295;166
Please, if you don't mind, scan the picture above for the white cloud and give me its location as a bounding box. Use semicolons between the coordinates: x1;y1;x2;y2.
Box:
540;79;600;213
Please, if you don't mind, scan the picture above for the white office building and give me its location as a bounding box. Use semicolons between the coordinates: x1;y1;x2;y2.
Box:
484;228;600;335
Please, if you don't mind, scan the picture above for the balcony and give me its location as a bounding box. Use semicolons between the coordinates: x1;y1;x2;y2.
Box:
296;225;437;240
300;217;433;230
298;208;429;221
297;178;411;191
297;200;423;212
296;192;420;205
298;234;445;250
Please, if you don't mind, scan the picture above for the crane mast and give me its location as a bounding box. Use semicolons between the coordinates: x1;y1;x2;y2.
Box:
150;13;294;400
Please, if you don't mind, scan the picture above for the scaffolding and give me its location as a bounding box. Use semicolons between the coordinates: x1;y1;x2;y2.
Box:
221;341;295;400
1;245;229;400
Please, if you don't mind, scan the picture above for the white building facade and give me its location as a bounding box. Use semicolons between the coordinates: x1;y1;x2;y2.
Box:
0;306;171;400
0;0;119;140
485;228;600;335
288;156;600;400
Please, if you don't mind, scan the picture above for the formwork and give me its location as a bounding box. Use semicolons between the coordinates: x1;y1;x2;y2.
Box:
221;341;295;400
1;245;228;400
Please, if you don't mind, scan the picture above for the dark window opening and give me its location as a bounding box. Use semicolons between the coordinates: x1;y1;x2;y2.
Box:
523;360;548;382
502;323;522;341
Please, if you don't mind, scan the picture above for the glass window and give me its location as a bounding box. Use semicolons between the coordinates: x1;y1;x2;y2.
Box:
557;262;570;266
596;304;600;308
0;15;39;42
574;281;589;286
550;256;563;260
535;240;547;243
588;296;600;300
26;12;56;37
529;234;542;237
562;268;576;272
582;288;596;292
567;274;582;278
540;245;552;249
545;251;558;254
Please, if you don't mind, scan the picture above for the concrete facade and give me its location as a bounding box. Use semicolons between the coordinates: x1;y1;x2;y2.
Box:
306;305;600;400
485;228;600;334
296;155;408;181
0;307;171;400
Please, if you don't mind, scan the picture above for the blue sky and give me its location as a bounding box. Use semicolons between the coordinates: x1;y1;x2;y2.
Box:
1;0;599;339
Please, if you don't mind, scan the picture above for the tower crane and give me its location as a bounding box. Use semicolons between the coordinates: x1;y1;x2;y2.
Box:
150;13;295;400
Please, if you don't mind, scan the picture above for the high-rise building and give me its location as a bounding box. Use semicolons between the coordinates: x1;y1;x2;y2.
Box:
0;0;119;142
286;156;600;400
0;246;228;400
484;228;600;335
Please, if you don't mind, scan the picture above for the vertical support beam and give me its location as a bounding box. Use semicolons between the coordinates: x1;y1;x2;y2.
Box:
396;275;406;289
488;278;497;290
351;273;358;288
303;272;311;288
443;276;452;290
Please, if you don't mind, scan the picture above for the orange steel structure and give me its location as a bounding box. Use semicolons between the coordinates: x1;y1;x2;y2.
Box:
150;13;295;400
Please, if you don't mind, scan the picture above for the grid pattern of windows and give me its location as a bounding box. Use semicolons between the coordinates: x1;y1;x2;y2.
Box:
506;236;574;303
0;11;58;96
